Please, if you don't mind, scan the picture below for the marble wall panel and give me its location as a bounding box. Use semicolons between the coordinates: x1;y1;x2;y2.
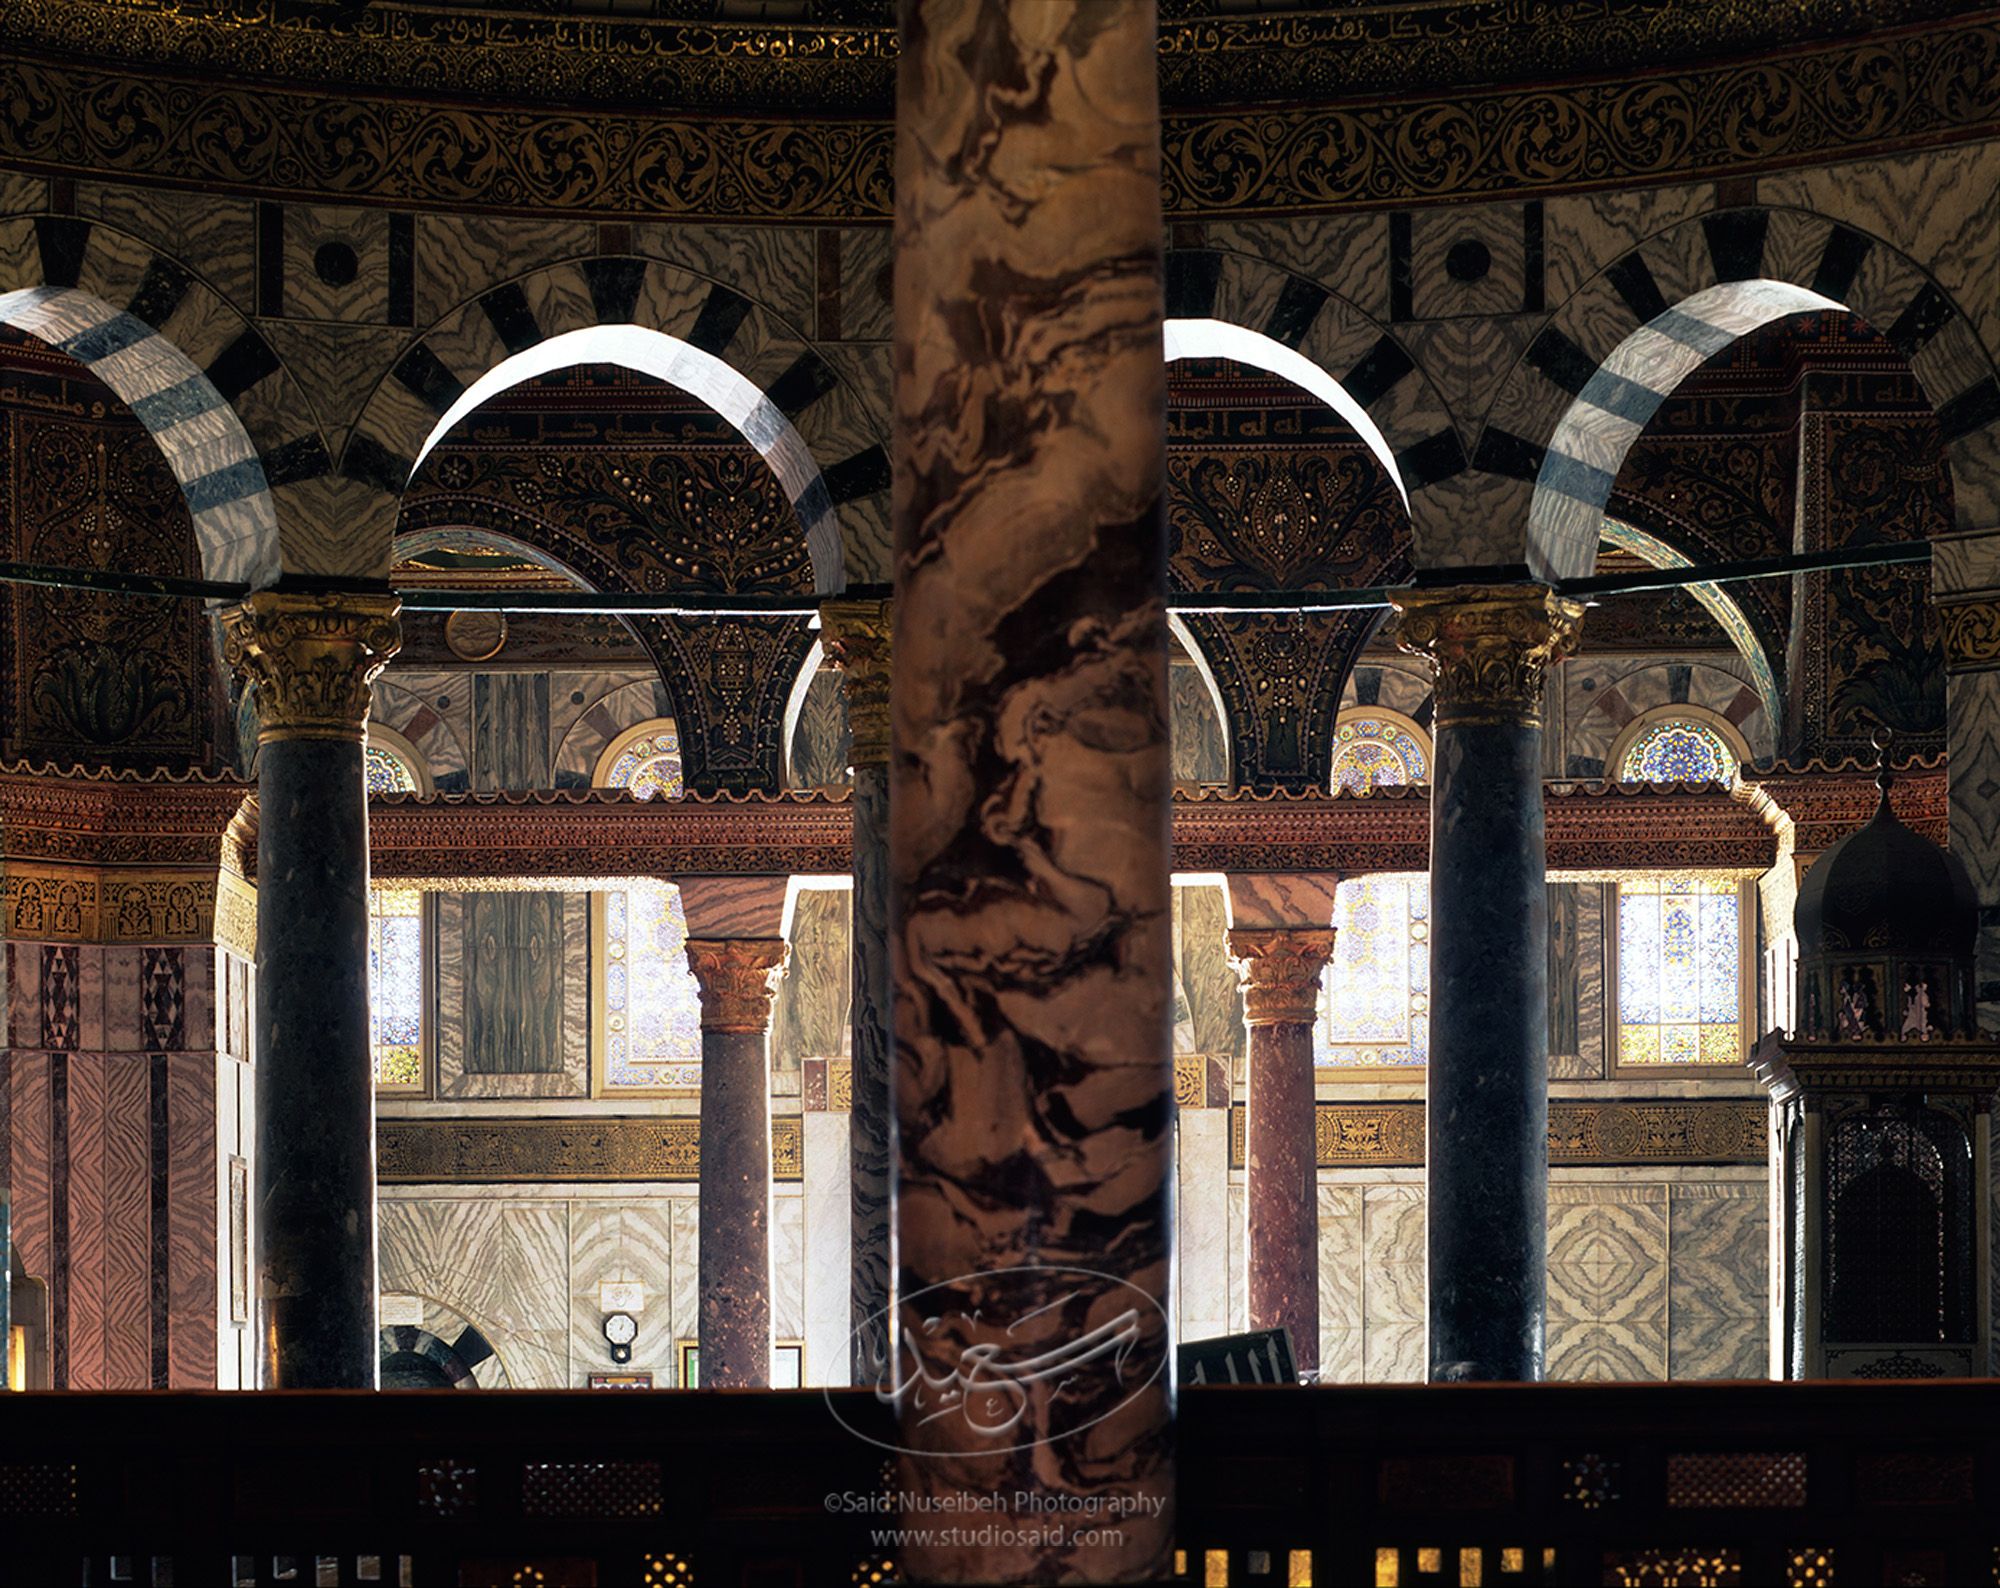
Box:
414;217;596;327
1667;1183;1768;1380
1177;1109;1231;1348
1317;1183;1364;1384
632;224;819;340
1547;1184;1668;1380
1542;184;1720;308
772;1188;804;1347
835;227;894;344
64;1053;105;1389
566;1200;678;1387
435;893;589;1099
165;1052;217;1388
98;1054;150;1389
0;172;47;216
471;674;552;791
1399;317;1536;437
379;1196;573;1389
1227;1182;1248;1334
802;1111;850;1387
1204;217;1393;327
261;323;413;455
669;1196;699;1350
769;886;850;1082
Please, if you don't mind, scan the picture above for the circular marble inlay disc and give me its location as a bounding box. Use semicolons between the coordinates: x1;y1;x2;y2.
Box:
444;609;508;662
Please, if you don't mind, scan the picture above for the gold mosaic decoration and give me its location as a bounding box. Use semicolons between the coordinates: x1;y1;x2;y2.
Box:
378;1116;805;1183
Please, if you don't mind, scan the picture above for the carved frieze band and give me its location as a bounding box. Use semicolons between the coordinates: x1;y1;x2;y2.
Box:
378;1116;805;1183
1226;1100;1769;1168
5;18;1998;216
1;864;256;954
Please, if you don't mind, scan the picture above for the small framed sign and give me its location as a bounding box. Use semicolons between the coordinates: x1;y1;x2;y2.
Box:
588;1372;654;1389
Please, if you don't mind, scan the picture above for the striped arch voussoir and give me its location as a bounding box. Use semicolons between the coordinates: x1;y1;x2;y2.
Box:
0;215;319;588
1481;206;2000;581
342;254;887;590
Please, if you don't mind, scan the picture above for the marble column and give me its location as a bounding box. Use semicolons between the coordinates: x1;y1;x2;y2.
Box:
1391;585;1582;1383
1225;873;1341;1381
680;876;790;1390
892;3;1173;1580
820;597;893;1385
221;589;401;1389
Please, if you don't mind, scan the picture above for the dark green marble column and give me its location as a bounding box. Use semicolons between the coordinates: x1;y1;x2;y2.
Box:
820;598;894;1385
1392;585;1582;1383
223;589;401;1390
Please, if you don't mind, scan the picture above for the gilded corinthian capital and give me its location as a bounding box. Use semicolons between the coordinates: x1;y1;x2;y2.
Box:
221;590;403;744
818;597;893;767
684;937;790;1033
1390;584;1584;729
1227;927;1338;1027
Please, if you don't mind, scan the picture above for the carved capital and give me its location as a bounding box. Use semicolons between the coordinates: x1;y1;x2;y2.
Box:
1938;598;2000;674
1227;927;1337;1027
818;597;893;766
221;590;402;744
683;936;789;1033
1390;584;1584;729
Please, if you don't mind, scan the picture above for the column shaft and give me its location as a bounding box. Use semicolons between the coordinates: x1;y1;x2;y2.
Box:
222;590;400;1389
892;1;1173;1579
686;936;786;1389
1394;585;1581;1383
821;598;893;1383
1229;926;1335;1380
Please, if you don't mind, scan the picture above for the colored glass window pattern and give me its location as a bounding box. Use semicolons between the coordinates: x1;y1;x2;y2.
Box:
1330;715;1429;792
1619;718;1737;785
370;886;424;1089
603;730;702;1091
1617;876;1741;1065
365;744;420;794
605;729;684;801
1316;875;1429;1068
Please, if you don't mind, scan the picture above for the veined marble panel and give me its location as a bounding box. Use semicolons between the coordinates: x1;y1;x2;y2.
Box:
802;1112;850;1387
1177;1109;1231;1347
772;1189;804;1351
1667;1183;1768;1380
566;1199;678;1388
1318;1184;1363;1379
770;886;850;1081
435;893;589;1099
1547;1184;1668;1381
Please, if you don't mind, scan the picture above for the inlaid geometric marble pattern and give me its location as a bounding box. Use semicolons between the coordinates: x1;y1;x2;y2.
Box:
1547;1185;1669;1381
1299;1175;1769;1382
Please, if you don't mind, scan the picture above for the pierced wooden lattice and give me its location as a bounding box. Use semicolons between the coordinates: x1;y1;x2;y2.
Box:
1666;1452;1807;1509
418;1458;476;1518
0;1462;77;1519
644;1555;694;1588
1787;1549;1835;1588
521;1459;664;1518
1605;1549;1744;1588
851;1559;900;1586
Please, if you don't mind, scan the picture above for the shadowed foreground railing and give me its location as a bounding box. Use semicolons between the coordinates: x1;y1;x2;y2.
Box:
2;1381;1996;1586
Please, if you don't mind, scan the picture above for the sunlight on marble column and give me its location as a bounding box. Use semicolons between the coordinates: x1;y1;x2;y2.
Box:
890;0;1174;1580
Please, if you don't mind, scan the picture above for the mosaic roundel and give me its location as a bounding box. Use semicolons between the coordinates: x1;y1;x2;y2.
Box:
1619;718;1737;786
1330;714;1429;792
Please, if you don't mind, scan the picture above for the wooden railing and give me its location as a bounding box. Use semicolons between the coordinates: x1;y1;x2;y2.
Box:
1;1381;1994;1586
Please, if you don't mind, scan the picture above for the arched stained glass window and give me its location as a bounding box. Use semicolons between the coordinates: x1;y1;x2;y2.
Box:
605;727;684;801
597;722;703;1092
1616;875;1744;1066
1316;874;1429;1068
1330;712;1429;793
370;886;425;1090
1618;718;1737;786
365;744;420;794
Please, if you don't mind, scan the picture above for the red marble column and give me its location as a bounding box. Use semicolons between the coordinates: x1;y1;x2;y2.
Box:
891;1;1174;1581
1225;874;1340;1383
680;877;790;1391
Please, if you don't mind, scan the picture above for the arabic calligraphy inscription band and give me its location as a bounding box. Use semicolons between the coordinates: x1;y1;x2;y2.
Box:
889;1;1176;1579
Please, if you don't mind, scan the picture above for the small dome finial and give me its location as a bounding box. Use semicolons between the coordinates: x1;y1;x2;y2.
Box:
1871;726;1895;804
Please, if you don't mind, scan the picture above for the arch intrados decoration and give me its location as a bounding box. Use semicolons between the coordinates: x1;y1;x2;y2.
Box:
408;324;844;595
0;284;283;589
1164;317;1409;510
1597;515;1784;736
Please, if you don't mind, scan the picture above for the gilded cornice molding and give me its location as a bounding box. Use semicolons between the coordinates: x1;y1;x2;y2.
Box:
683;936;787;1033
222;591;403;745
4;14;1998;217
1227;927;1338;1027
1229;1099;1769;1168
1391;585;1586;730
378;1115;805;1183
817;597;891;769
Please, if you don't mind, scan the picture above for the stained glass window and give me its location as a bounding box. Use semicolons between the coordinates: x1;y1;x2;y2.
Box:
602;726;703;1091
1619;718;1737;785
370;886;424;1089
1616;876;1742;1065
1330;714;1429;792
1316;875;1429;1068
365;744;420;794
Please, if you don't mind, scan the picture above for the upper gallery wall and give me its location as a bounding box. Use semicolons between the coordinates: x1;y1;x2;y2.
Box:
0;3;1997;584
